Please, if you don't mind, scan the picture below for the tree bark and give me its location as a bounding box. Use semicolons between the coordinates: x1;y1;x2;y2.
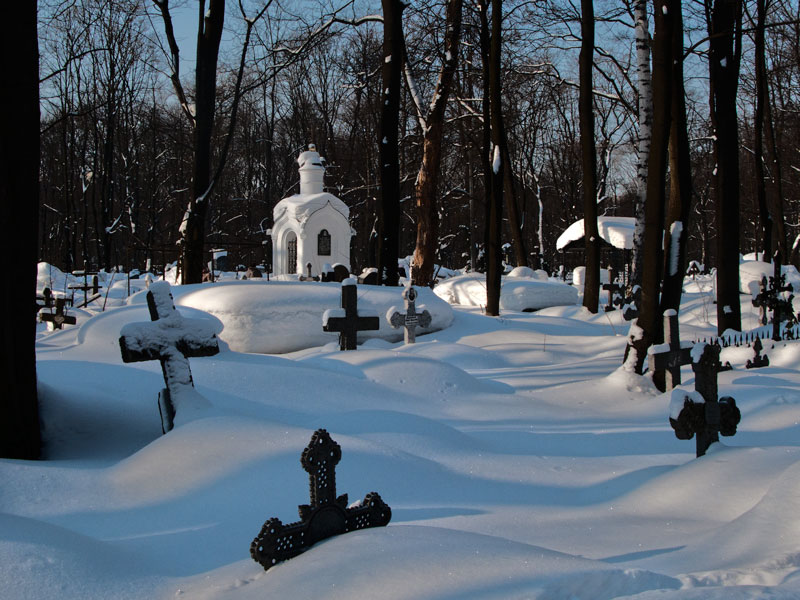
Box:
630;0;652;292
411;0;462;287
661;0;692;315
484;0;504;315
1;2;40;459
378;0;406;286
708;0;743;334
753;0;771;259
579;0;600;313
624;0;675;373
181;0;225;284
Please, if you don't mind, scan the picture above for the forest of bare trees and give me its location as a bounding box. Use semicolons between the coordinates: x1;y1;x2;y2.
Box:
34;0;800;291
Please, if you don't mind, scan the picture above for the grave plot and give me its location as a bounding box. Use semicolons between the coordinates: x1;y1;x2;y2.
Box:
322;278;379;350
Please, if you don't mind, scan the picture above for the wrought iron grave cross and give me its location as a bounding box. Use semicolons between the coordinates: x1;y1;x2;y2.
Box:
250;429;391;571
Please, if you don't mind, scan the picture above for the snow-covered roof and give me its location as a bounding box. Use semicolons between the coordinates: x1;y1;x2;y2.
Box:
556;216;635;251
273;192;349;226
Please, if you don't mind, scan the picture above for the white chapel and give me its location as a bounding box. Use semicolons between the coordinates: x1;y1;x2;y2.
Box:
271;145;352;277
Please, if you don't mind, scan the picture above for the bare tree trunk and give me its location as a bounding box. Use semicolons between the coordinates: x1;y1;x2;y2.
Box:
378;0;405;286
753;0;771;259
411;0;462;286
624;0;675;373
180;0;225;284
502;142;527;266
630;0;652;291
485;0;504;315
708;0;743;334
579;0;600;313
1;1;40;459
661;0;692;315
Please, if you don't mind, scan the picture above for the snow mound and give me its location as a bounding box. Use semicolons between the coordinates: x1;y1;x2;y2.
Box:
556;216;635;251
174;526;680;600
740;260;800;295
434;273;578;312
173;281;453;353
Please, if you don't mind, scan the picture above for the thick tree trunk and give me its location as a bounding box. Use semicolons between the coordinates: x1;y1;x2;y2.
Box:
579;0;600;313
753;0;771;259
708;0;743;334
661;1;692;315
485;0;504;315
411;0;462;287
624;0;675;373
181;0;225;284
1;2;40;459
378;0;405;286
630;0;652;291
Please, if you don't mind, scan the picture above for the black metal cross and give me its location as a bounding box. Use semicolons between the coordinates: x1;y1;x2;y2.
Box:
40;297;76;330
751;276;770;326
622;284;641;321
649;310;692;391
250;429;391;571
388;286;432;344
669;343;741;457
768;251;794;341
322;279;379;350
118;281;219;433
602;281;625;312
745;336;770;369
35;287;54;314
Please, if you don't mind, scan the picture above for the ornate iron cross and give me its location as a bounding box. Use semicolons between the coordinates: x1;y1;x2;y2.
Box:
669;343;741;457
322;279;379;350
745;337;769;369
251;429;391;571
118;281;219;433
388;286;432;344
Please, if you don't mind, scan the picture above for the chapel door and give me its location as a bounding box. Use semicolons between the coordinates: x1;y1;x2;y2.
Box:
287;232;297;274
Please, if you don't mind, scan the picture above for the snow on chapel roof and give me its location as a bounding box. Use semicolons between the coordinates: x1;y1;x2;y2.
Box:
556;216;635;251
273;192;349;226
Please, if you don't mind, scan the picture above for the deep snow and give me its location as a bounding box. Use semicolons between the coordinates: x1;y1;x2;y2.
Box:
5;266;800;599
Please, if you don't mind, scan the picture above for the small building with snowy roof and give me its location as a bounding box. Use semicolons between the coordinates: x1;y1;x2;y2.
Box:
555;216;635;280
271;145;351;277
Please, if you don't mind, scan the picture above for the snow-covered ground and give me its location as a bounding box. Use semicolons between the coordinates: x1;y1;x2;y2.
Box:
6;268;800;599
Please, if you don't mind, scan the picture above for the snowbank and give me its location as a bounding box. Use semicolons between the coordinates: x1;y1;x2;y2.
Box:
434;273;578;312
739;260;800;294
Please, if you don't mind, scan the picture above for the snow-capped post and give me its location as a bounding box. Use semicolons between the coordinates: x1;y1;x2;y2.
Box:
648;310;692;391
387;286;432;344
118;281;219;433
322;278;379;351
250;429;391;571
669;343;741;458
40;297;76;330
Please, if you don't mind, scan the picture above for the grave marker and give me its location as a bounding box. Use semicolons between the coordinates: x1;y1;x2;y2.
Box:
35;287;54;314
118;281;219;433
69;271;101;307
649;310;693;391
669;343;741;457
40;297;76;330
387;286;432;344
322;278;379;350
745;337;769;369
250;429;391;571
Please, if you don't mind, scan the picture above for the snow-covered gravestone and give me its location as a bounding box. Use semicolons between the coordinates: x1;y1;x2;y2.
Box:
118;281;219;433
250;429;391;571
322;278;379;351
669;343;741;458
387;286;431;344
648;310;692;391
